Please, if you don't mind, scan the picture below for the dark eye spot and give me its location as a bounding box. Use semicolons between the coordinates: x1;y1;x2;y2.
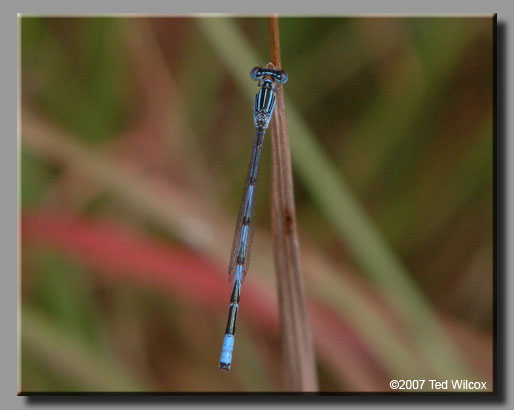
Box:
279;70;288;84
250;66;260;80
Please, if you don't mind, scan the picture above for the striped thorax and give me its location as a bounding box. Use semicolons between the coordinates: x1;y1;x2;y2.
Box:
254;80;276;129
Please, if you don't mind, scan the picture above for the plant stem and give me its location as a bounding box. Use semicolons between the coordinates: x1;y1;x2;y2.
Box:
268;15;318;392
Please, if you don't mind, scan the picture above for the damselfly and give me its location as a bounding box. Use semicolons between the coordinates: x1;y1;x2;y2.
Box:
219;64;288;371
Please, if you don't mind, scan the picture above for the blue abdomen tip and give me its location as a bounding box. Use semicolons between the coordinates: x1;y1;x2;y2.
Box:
219;334;235;371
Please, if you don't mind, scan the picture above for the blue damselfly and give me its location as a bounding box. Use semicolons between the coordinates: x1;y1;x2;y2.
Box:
219;64;288;371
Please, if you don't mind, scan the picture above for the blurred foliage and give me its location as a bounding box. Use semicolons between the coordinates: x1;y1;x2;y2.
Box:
20;16;493;392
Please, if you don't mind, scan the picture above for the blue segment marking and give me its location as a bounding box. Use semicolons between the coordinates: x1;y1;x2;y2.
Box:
219;334;235;370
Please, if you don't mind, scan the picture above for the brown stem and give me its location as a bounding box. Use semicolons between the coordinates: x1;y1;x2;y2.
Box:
268;14;319;392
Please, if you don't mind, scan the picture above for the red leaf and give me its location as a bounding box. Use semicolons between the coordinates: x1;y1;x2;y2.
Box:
22;211;277;331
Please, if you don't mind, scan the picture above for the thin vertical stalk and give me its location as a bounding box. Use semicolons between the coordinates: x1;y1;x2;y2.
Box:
268;15;318;391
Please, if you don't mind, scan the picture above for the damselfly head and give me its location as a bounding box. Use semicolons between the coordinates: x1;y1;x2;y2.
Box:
250;66;288;85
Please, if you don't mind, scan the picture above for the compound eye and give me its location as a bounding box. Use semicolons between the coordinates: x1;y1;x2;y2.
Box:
279;70;288;84
250;66;260;81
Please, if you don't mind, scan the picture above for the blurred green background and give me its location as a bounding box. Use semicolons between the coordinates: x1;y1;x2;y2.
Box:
20;16;493;392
